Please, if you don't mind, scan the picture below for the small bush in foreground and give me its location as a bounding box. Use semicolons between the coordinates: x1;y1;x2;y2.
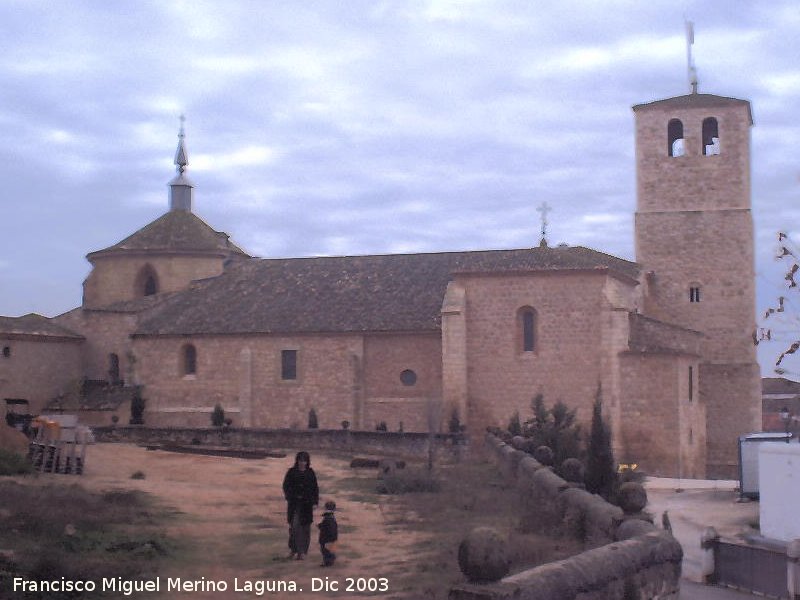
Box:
0;480;171;595
0;449;33;476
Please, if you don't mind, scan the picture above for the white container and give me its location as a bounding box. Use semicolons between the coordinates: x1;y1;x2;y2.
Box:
759;441;800;542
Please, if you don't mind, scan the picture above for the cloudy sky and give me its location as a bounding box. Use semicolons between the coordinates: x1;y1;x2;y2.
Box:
1;0;799;376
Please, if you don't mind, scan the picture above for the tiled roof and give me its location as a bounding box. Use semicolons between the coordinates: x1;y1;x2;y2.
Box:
0;313;84;339
86;292;181;314
134;245;640;336
762;377;800;395
87;210;250;259
632;93;753;124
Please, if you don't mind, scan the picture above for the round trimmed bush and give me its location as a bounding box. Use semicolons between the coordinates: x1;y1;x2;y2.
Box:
457;527;510;582
617;482;648;514
533;445;554;466
560;458;585;484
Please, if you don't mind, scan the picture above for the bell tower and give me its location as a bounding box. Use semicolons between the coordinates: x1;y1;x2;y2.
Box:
632;90;761;477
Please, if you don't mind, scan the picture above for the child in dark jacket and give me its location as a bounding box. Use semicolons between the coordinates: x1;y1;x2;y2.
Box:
318;500;338;567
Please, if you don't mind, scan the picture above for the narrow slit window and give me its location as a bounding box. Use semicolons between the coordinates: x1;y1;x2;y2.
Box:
281;350;297;380
519;307;536;352
109;353;120;384
182;344;197;376
689;286;701;303
688;366;693;402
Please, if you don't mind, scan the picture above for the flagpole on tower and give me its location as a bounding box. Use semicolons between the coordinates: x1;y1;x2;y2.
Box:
685;19;698;94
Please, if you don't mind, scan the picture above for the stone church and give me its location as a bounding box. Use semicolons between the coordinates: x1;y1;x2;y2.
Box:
0;87;761;478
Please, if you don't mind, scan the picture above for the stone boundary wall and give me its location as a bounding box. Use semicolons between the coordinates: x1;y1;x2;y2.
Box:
450;434;682;600
92;425;467;460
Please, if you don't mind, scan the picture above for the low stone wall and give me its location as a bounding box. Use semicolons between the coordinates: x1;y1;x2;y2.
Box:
449;434;682;600
92;426;467;460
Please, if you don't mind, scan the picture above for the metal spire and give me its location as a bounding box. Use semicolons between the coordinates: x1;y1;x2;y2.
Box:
536;201;552;248
175;114;189;173
169;114;194;212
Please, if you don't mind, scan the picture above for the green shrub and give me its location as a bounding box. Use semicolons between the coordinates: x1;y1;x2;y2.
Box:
585;385;616;500
520;394;582;466
0;449;33;476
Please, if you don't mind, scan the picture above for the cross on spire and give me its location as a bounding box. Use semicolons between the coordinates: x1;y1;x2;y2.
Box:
536;201;552;248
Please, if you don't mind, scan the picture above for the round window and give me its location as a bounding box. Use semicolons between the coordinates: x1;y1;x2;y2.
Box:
400;369;417;386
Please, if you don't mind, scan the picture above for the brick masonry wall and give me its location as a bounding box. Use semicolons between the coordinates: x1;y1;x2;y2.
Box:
133;332;443;433
619;353;706;477
457;271;625;435
634;102;751;214
56;309;139;382
93;426;467;461
634;98;759;479
362;333;443;432
635;209;756;363
701;362;761;479
83;254;225;308
0;336;83;415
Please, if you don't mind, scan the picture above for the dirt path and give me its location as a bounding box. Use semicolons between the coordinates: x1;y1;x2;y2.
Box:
75;443;427;599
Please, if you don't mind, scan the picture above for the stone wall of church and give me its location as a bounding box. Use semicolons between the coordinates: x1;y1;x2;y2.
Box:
457;270;614;431
635;209;756;363
618;353;680;475
0;336;83;415
701;362;761;479
634;101;751;214
55;309;139;383
618;352;706;478
83;254;224;308
634;99;759;477
133;332;442;432
362;333;442;432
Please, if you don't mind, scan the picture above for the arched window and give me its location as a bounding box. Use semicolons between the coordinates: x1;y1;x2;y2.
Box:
108;353;121;385
182;344;197;376
667;119;684;157
518;307;537;353
144;275;157;296
702;117;720;155
135;264;159;297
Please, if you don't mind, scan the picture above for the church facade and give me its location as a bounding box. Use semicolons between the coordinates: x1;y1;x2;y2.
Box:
0;89;762;478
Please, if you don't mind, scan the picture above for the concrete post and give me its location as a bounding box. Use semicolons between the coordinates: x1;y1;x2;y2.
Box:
787;539;800;599
700;526;719;584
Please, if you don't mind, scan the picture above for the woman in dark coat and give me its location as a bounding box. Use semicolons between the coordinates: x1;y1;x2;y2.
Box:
282;451;319;560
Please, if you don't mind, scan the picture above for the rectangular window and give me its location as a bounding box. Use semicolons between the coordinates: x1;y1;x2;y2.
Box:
689;287;701;303
688;366;693;402
281;350;297;380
